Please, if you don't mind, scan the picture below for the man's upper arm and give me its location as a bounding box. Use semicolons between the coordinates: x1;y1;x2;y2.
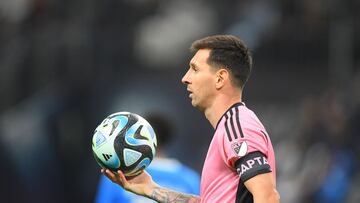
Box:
234;151;279;203
244;173;279;203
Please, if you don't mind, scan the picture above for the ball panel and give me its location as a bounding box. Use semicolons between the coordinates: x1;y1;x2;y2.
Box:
93;130;107;148
123;148;142;167
125;125;153;147
97;115;129;137
125;157;151;177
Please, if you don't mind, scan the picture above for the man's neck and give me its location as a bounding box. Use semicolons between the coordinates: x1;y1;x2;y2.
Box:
204;92;242;129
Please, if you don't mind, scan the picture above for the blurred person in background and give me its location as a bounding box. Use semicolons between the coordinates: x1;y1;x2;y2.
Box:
102;35;279;203
346;72;360;203
94;113;200;203
309;88;356;203
279;86;357;203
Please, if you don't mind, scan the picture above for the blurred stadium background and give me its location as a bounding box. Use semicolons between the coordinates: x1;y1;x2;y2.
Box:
0;0;359;202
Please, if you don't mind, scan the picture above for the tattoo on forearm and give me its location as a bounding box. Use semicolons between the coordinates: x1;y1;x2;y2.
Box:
150;187;200;203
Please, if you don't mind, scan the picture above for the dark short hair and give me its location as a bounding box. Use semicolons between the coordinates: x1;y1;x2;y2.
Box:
144;113;173;148
190;35;253;88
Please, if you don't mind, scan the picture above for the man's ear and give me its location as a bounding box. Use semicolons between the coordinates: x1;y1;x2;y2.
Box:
215;68;229;89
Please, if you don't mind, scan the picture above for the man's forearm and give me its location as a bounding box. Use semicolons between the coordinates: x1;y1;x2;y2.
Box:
253;189;280;203
149;186;200;203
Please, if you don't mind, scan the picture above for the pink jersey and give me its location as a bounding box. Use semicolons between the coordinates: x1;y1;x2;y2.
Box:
200;103;276;203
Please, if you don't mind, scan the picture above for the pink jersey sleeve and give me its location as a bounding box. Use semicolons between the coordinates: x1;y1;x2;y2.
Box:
218;106;269;168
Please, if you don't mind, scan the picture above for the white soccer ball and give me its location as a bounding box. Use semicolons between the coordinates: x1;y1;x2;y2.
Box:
92;112;157;177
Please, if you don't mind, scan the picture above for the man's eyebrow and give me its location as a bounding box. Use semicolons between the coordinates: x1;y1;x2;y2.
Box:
190;62;198;68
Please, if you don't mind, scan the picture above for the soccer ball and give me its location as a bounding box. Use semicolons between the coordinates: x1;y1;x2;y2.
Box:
92;112;157;177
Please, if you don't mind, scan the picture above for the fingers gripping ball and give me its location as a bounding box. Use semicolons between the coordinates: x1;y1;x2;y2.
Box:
92;112;157;177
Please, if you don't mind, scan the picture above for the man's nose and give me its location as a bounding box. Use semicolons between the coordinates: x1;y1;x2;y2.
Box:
181;71;190;85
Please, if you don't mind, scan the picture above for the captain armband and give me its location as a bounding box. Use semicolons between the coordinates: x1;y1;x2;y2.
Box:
235;151;272;182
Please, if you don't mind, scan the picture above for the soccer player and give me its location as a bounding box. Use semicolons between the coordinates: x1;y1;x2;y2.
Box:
102;35;280;203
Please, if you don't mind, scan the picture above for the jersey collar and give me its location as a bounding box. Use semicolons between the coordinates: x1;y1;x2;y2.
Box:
215;102;244;131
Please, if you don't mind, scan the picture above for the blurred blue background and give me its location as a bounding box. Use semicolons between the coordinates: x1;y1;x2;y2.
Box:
0;0;359;202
